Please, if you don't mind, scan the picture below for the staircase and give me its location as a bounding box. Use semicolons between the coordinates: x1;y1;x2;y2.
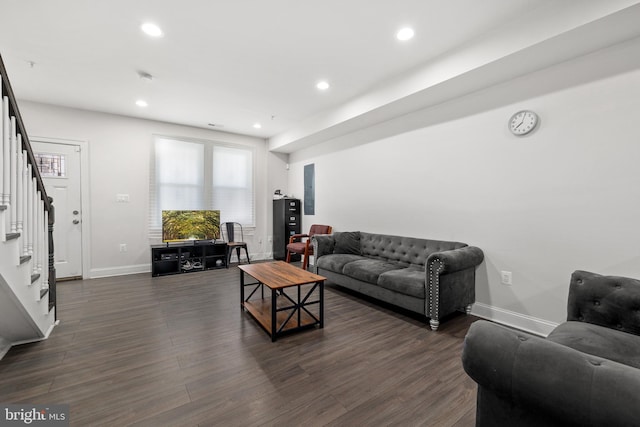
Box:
0;54;56;359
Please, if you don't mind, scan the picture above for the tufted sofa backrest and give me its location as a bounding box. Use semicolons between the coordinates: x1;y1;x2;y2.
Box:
567;270;640;336
359;232;467;267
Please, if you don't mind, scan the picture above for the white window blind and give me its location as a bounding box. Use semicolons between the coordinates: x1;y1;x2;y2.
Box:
149;136;255;241
212;145;253;225
156;138;204;210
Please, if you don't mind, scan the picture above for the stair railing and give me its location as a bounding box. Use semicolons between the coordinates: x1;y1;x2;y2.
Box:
0;53;56;315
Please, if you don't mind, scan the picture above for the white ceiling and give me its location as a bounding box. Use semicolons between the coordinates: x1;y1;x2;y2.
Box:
1;0;640;151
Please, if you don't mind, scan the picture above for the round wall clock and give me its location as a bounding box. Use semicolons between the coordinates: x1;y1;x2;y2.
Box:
509;110;538;136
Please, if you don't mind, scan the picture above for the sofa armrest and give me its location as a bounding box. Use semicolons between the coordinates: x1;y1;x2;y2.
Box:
568;270;640;336
462;320;640;427
427;246;484;274
425;246;483;329
312;234;335;259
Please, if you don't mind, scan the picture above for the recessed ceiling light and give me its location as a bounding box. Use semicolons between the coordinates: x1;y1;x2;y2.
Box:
316;81;330;91
136;99;148;107
253;123;262;129
141;22;163;37
396;27;415;41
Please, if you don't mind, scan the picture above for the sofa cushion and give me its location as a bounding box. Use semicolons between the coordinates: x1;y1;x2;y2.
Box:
377;267;426;299
548;321;640;369
359;232;466;267
343;258;404;284
334;231;361;255
567;270;640;337
316;254;363;274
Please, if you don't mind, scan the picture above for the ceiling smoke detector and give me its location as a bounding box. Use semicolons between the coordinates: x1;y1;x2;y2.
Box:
138;71;153;81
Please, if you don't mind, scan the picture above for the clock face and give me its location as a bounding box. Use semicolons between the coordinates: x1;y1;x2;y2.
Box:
509;110;538;135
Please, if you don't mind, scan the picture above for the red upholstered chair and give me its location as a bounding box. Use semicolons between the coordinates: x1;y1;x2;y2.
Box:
286;224;332;270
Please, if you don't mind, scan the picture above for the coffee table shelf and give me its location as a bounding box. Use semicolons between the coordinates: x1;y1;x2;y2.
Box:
239;261;326;341
243;298;318;333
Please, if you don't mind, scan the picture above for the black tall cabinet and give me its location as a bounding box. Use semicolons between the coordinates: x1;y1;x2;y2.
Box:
273;198;301;260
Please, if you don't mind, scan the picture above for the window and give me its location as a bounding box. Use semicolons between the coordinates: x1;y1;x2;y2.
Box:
155;138;204;210
149;136;254;241
212;145;253;224
34;153;66;177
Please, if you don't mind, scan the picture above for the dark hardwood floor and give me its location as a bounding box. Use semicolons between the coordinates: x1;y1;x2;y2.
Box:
0;263;480;426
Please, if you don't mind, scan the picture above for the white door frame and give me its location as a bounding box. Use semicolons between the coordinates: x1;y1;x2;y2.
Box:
31;136;91;280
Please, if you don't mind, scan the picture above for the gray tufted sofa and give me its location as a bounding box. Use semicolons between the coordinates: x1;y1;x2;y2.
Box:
462;270;640;427
312;231;484;330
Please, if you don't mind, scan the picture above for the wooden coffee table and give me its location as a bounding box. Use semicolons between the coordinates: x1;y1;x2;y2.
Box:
238;261;326;341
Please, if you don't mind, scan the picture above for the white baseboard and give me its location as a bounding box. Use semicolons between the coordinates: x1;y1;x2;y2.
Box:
89;254;275;279
0;334;54;361
43;319;58;338
89;264;151;279
0;337;11;360
228;252;273;262
471;302;559;337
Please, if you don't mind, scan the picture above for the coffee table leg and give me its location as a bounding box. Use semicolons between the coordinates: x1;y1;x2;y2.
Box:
240;270;245;310
297;285;301;327
271;288;277;342
319;280;324;328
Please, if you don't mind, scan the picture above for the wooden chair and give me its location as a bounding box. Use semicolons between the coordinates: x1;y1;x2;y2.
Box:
286;224;332;270
221;222;250;265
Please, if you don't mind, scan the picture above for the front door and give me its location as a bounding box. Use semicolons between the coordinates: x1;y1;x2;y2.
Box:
32;141;83;279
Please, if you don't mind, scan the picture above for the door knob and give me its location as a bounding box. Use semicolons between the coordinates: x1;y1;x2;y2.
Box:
73;219;80;224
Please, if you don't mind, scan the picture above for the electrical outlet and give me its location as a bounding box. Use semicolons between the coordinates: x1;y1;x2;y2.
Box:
119;243;127;252
501;271;512;286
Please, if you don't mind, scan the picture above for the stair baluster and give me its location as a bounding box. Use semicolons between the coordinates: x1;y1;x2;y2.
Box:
2;94;7;206
0;52;56;342
9;116;16;233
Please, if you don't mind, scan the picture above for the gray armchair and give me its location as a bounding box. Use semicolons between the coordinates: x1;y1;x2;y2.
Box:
462;270;640;427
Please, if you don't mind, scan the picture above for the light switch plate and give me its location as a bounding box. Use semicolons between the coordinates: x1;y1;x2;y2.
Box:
501;271;512;286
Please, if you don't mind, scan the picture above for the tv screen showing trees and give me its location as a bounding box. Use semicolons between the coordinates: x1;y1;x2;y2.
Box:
162;210;220;242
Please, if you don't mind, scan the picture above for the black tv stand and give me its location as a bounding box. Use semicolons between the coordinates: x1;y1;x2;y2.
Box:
151;241;228;277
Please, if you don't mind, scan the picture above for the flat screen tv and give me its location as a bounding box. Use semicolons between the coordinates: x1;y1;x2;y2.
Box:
162;210;220;242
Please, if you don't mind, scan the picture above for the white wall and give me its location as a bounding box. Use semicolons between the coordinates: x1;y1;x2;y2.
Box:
18;102;285;277
287;44;640;334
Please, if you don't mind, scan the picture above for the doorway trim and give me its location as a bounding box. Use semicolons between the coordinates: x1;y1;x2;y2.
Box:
31;136;91;280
